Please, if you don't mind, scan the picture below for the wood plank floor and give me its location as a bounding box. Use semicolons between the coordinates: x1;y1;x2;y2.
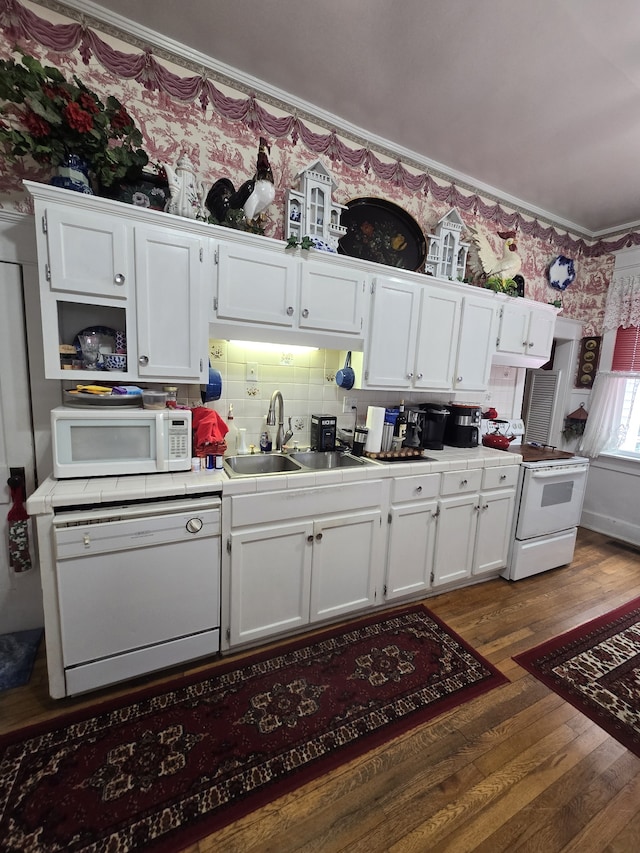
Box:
2;527;640;851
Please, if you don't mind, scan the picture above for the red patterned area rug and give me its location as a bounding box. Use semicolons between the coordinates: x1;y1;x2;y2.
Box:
0;604;507;852
514;596;640;758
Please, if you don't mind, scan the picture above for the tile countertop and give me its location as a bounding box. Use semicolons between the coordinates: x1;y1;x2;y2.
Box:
26;446;522;514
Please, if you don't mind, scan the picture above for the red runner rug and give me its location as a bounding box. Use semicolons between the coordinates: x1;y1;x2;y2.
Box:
514;596;640;758
0;604;507;852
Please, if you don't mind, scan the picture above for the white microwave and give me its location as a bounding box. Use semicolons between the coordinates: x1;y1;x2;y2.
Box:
51;406;192;478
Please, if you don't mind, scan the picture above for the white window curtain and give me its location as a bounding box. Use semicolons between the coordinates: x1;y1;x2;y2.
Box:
577;371;640;457
603;272;640;331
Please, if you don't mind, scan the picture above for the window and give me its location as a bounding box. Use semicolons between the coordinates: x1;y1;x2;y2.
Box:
606;325;640;458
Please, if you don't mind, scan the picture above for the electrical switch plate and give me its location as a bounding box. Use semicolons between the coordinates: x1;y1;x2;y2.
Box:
342;396;357;413
246;362;259;382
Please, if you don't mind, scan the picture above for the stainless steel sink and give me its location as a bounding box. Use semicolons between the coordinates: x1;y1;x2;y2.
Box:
224;454;304;477
289;451;370;469
223;450;374;478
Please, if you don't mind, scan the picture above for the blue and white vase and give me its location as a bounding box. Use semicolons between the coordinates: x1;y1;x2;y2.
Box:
50;154;94;194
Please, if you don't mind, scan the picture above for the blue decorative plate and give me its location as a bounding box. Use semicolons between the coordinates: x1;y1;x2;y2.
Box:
549;255;576;291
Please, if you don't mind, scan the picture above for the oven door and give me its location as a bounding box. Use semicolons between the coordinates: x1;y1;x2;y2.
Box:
515;462;589;540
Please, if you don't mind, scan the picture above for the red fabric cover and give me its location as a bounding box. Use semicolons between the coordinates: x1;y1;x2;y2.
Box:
191;407;228;455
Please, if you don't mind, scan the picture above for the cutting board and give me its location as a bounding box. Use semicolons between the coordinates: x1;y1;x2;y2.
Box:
509;444;574;463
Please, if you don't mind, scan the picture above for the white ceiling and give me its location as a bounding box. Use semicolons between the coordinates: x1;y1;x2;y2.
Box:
75;0;640;236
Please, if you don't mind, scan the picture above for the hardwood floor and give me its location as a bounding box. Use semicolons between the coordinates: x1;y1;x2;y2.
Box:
3;528;640;851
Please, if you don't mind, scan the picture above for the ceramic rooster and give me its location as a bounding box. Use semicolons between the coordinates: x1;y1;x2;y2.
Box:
205;137;275;226
469;227;522;283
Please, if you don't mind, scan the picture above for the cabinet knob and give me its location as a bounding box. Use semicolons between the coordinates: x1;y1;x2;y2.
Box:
307;534;314;543
461;479;468;487
114;273;125;285
483;503;489;510
522;341;528;347
528;341;534;348
301;308;309;318
416;373;423;380
287;306;294;316
407;372;413;380
500;474;506;480
315;532;323;541
138;355;149;366
416;485;423;494
457;376;463;383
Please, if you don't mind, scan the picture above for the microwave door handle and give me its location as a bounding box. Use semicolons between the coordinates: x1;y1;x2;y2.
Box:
530;464;589;479
156;412;167;471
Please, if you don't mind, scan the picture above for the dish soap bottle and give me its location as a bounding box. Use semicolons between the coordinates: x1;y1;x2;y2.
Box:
224;404;239;457
260;428;272;453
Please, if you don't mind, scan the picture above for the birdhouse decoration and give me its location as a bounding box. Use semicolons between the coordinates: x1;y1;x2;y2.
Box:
425;209;470;279
286;160;348;250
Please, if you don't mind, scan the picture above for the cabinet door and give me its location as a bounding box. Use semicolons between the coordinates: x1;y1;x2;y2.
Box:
135;224;208;381
496;301;531;355
386;501;437;599
364;276;420;388
473;488;516;575
45;204;131;299
229;521;312;646
309;510;383;622
453;295;497;392
432;494;478;586
298;261;366;337
527;308;555;359
415;285;461;389
215;242;298;327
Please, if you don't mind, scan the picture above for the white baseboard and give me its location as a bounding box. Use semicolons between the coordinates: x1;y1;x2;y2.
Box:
581;511;640;548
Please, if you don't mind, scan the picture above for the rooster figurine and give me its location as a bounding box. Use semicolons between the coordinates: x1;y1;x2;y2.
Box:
469;227;522;284
205;137;275;226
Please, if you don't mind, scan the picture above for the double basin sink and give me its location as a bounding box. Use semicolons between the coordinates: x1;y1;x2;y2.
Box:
223;450;375;478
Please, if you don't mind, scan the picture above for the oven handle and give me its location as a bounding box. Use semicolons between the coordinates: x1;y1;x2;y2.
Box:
529;464;589;479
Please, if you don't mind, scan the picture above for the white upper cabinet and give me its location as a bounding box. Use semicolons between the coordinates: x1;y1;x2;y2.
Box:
213;242;366;348
364;275;421;388
415;284;462;390
453;294;498;392
494;299;557;367
27;182;210;383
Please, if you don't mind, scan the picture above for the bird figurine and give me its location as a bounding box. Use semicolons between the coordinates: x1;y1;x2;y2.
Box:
469;227;522;284
205;137;275;226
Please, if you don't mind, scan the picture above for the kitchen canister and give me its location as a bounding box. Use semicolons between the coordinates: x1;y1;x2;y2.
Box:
365;406;385;453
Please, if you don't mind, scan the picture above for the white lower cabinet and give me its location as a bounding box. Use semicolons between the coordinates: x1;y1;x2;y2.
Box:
385;473;440;600
431;465;518;587
223;480;387;649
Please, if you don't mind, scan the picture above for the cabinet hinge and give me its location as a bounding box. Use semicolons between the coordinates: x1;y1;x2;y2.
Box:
45;263;51;282
383;584;387;596
499;306;504;319
41;212;47;234
213;296;218;311
387;511;392;524
496;337;500;347
199;247;203;262
430;572;435;583
226;627;230;639
370;281;375;294
226;536;231;554
214;247;219;264
364;369;369;381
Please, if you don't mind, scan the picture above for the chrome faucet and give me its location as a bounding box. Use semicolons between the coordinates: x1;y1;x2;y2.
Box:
266;390;293;451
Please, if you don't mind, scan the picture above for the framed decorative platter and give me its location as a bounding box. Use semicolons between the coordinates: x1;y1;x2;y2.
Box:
338;197;427;271
548;255;576;291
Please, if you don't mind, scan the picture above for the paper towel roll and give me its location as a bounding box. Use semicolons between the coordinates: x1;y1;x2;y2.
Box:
365;406;385;453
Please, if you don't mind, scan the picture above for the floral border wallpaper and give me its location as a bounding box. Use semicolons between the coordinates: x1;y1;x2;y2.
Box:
0;0;621;336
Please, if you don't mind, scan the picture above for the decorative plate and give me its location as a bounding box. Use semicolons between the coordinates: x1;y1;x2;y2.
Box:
548;255;576;291
73;326;120;368
338;197;426;271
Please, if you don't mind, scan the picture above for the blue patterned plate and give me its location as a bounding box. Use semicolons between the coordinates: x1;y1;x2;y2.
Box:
549;255;576;291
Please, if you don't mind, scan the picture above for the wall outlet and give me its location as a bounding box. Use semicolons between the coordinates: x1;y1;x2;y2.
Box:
246;362;259;382
342;395;357;413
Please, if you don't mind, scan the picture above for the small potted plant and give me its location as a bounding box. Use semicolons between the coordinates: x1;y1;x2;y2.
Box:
0;50;148;191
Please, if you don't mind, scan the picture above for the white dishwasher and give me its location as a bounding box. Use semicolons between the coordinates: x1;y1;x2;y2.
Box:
53;494;221;695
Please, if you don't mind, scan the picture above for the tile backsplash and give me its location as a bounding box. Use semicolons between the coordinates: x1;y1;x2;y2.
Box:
174;340;525;450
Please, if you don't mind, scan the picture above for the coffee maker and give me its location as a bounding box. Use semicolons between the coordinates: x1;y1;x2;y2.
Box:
408;404;450;451
310;414;337;451
443;403;481;448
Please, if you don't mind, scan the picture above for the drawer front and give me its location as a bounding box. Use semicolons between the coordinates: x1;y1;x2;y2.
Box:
392;473;440;503
441;468;482;495
482;464;520;490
